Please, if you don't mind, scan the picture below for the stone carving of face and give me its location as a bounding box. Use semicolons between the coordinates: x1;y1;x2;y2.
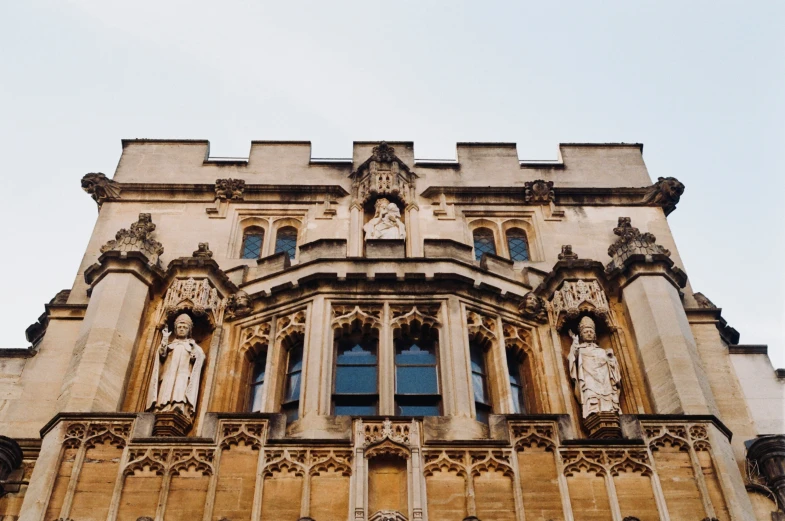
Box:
522;292;540;315
235;291;250;308
579;325;596;343
386;202;401;220
174;319;192;339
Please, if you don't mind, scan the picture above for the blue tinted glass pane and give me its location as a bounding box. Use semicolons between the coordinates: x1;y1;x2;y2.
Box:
252;353;267;384
473;229;496;261
511;383;525;414
398;404;440;416
507;230;529;261
396;366;438;394
242;234;263;259
288;346;303;372
469;345;485;374
285;371;301;402
335;404;377;416
337;344;377;365
275;227;298;259
335;366;377;394
249;383;264;412
395;344;436;365
472;372;488;404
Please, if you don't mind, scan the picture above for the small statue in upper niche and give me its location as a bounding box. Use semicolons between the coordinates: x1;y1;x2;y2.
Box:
364;198;406;240
146;313;206;418
568;316;621;418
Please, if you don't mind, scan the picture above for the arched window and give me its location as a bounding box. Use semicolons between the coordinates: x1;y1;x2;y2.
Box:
470;342;491;423
282;342;303;422
333;327;379;415
394;326;440;416
241;228;265;259
506;228;529;261
248;348;268;412
274;226;298;259
473;227;496;261
507;350;526;414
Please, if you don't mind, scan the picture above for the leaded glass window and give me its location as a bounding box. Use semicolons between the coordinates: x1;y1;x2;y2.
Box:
507;350;526;414
395;331;441;416
248;348;268;412
241;229;264;259
473;227;496;261
506;228;530;261
470;343;491;423
275;226;298;260
333;329;379;416
282;342;303;422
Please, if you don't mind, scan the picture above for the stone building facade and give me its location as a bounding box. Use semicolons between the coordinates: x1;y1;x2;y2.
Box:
0;140;783;521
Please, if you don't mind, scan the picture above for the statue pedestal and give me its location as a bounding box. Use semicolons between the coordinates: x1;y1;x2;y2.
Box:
153;410;193;437
583;412;621;439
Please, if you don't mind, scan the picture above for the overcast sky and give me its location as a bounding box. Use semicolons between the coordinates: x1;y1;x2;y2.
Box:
1;1;783;368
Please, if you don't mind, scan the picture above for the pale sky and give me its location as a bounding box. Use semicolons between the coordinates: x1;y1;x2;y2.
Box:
1;1;783;368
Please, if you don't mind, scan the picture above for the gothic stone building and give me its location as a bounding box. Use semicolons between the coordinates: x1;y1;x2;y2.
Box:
0;140;783;521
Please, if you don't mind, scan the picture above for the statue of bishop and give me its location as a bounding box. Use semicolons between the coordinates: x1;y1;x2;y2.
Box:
568;316;621;418
146;313;206;418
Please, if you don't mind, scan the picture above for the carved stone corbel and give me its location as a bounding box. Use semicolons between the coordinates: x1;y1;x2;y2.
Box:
81;172;121;210
642;176;684;215
215;178;246;201
523;179;554;204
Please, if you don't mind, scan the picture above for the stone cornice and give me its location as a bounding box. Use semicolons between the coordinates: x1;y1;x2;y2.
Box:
84;250;166;291
96;183;350;203
421;185;660;208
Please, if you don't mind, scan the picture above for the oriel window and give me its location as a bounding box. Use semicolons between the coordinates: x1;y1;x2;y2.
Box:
394;325;441;416
241;228;265;259
333;327;379;415
470;342;491;423
506;228;530;261
473;227;496;261
248;347;268;412
282;342;304;423
274;226;298;260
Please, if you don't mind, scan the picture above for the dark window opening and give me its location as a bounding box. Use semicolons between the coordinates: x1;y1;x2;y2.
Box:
473;227;496;261
275;226;298;260
394;325;441;416
507;350;527;414
241;229;265;259
470;342;491;423
248;347;268;412
333;325;379;416
282;342;303;422
506;228;530;261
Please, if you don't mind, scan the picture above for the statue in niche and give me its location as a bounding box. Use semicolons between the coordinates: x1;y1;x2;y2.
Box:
364;198;406;240
567;316;621;418
146;313;206;418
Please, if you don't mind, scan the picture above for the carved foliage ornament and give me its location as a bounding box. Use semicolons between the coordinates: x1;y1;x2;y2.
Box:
215;178;246;201
81;172;121;209
100;213;164;263
524;179;555;204
642;176;684;216
605;217;671;275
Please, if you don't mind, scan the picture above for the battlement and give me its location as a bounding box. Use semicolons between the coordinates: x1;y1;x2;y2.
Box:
114;139;652;187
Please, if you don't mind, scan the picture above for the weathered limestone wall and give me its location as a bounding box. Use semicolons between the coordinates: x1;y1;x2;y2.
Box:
730;350;785;434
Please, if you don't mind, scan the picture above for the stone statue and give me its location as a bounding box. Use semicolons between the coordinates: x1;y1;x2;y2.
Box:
567;316;621;418
146;313;206;417
364;198;406;240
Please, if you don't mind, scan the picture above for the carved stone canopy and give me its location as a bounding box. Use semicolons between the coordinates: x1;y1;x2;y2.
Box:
350;142;417;206
0;436;22;497
369;511;408;521
642;176;684;216
551;279;612;330
524;179;555;204
81;172;121;209
100;213;164;265
746;435;785;512
159;277;227;328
